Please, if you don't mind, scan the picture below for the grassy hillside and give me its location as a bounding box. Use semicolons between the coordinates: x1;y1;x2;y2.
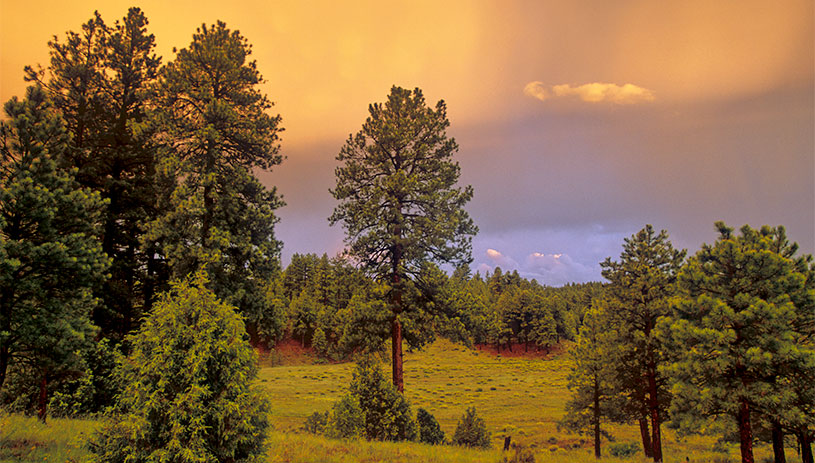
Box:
1;339;785;462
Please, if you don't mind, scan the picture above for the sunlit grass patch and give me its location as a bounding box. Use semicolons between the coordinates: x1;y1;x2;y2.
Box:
0;412;97;462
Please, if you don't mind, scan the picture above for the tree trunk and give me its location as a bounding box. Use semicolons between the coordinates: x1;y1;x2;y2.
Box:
800;429;813;463
38;375;48;424
771;419;786;463
392;313;404;392
737;398;755;463
593;373;601;459
640;417;653;458
647;366;663;462
0;345;8;391
202;139;216;250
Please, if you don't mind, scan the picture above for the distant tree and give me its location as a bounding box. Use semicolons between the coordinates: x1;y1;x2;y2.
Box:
330;86;477;391
452;406;491;448
559;301;622;459
601;225;685;462
0;87;108;420
147;21;284;338
660;222;814;463
89;272;269;463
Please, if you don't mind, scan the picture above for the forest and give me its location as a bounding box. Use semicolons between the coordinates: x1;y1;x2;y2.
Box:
0;7;813;463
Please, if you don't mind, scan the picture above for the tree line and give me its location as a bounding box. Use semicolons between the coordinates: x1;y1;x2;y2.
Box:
561;225;814;463
276;252;600;361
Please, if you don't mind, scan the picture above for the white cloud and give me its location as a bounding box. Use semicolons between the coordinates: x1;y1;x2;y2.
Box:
524;82;655;104
484;248;520;271
523;81;548;102
524;251;598;286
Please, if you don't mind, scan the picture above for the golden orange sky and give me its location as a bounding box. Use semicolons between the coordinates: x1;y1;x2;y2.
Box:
2;1;811;146
1;0;813;283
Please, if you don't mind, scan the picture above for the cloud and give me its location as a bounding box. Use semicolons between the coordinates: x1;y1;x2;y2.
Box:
524;82;655;104
476;244;603;286
523;81;548;101
524;251;599;286
484;248;520;270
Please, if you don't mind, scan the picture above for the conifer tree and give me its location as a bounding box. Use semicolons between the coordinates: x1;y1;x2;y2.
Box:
559;301;621;459
148;21;284;341
0;87;108;415
601;225;685;462
25;8;164;341
89;272;269;462
661;222;814;463
330;86;477;391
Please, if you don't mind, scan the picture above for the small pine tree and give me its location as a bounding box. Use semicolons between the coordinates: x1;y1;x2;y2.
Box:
453;406;491;448
89;272;269;463
417;408;446;444
328;395;363;439
348;356;417;441
312;326;328;357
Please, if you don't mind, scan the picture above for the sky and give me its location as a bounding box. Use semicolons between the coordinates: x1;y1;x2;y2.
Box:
2;0;813;285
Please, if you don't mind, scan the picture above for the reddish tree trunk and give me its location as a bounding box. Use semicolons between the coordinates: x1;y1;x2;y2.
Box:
38;375;47;424
0;345;8;391
771;419;786;463
737;398;755;463
593;373;601;459
392;314;404;392
800;430;814;463
640;417;653;458
647;365;663;462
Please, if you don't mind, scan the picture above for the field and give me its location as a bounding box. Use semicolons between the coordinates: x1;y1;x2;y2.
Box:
0;339;786;462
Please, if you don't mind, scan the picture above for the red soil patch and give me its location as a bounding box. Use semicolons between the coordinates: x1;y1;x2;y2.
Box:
474;340;572;359
256;338;317;366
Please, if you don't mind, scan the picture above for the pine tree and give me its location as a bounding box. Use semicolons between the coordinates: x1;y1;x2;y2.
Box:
0;86;108;419
660;222;814;463
600;225;685;462
25;8;164;342
559;301;621;459
148;21;284;339
330;86;477;391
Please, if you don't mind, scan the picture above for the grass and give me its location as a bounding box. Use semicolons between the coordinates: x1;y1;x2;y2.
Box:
0;339;788;462
0;413;97;462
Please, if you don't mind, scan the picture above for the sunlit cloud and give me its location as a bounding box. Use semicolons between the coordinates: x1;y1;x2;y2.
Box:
523;81;548;102
484;248;520;270
524;82;655;104
525;251;598;286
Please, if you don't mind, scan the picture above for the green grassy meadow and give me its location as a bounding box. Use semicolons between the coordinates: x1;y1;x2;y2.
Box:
1;339;786;462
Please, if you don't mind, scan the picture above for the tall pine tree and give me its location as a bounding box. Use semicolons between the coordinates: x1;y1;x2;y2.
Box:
0;87;108;417
25;8;163;342
661;222;814;463
601;225;685;462
330;86;477;391
147;21;284;342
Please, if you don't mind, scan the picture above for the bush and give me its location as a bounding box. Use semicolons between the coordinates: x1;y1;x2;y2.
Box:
328;395;363;439
608;442;639;457
305;410;330;434
453;406;491;448
417;408;445;444
88;273;270;463
501;444;536;463
348;356;417;441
